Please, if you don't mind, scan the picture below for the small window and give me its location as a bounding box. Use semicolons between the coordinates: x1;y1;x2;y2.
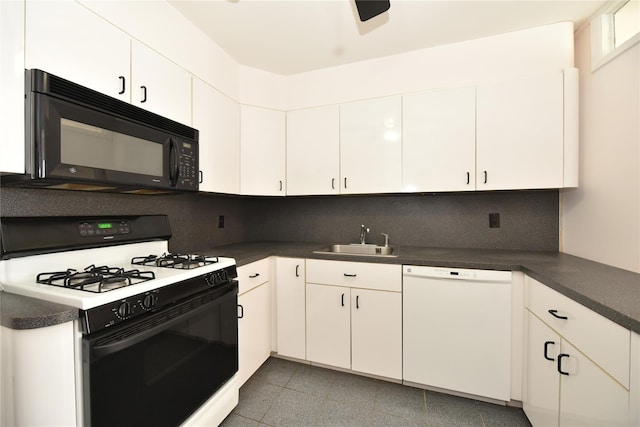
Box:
614;0;639;47
591;0;640;71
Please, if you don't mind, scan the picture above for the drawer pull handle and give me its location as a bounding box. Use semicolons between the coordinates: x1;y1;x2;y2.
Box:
249;273;260;279
466;172;470;185
237;304;244;319
295;265;300;277
557;353;570;375
543;341;556;361
356;295;359;309
341;293;345;307
548;309;568;320
140;85;147;103
343;273;357;277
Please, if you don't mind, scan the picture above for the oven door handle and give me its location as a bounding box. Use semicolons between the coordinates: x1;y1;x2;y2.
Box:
91;286;236;358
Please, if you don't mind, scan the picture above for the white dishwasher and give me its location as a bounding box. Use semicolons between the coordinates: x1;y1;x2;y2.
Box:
402;265;512;402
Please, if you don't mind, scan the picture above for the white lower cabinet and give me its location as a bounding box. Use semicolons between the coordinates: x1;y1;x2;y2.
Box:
306;283;351;369
305;259;402;379
523;276;632;426
237;260;272;387
275;258;306;360
350;287;402;378
524;311;630;427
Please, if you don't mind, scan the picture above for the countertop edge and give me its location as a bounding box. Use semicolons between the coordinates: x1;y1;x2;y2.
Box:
3;242;638;334
1;292;78;330
210;242;640;335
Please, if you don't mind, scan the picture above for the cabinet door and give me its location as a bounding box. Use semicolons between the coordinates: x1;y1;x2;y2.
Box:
402;87;476;192
131;41;192;125
237;282;272;387
476;72;563;190
306;283;350;369
286;106;340;195
340;96;402;194
0;0;25;173
240;105;286;196
25;0;131;102
559;340;630;427
351;288;401;379
523;312;560;427
275;258;306;360
192;77;240;194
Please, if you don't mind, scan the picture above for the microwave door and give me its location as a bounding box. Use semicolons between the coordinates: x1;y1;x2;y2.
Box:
33;95;169;189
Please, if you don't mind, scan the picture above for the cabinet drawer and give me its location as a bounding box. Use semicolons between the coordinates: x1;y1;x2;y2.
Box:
237;258;270;295
306;259;401;291
526;276;630;389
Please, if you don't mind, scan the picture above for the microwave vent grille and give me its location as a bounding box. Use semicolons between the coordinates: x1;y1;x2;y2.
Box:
40;70;197;141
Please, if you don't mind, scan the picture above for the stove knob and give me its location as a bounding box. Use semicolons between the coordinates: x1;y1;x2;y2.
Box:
117;302;132;318
142;293;158;310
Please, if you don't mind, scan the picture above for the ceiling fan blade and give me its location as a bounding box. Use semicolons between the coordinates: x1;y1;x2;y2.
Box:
354;0;390;22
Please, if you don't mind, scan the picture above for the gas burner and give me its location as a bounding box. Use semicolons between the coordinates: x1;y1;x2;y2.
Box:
36;264;155;293
131;253;219;270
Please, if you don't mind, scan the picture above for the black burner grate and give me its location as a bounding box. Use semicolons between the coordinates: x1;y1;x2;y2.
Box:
131;253;219;270
36;264;155;293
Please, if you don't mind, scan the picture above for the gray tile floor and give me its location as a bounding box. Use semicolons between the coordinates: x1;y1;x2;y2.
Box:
220;357;532;427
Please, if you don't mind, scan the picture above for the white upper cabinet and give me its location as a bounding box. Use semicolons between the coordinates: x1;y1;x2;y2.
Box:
240;105;286;196
286;105;340;195
476;72;564;190
25;1;192;126
25;0;131;102
0;0;25;174
402;87;476;192
192;77;240;194
340;96;402;194
130;41;192;125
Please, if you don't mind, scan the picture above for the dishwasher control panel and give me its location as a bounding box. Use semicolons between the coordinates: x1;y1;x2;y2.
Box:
403;265;512;282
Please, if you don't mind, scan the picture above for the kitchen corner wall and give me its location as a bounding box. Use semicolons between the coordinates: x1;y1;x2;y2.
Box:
560;23;640;273
0;187;559;252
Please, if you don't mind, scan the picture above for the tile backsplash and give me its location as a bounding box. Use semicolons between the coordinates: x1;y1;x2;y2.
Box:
0;187;558;252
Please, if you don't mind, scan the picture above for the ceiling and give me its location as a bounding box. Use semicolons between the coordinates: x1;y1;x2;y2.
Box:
169;0;606;76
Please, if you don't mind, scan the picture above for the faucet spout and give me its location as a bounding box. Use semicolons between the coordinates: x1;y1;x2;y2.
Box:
359;225;370;244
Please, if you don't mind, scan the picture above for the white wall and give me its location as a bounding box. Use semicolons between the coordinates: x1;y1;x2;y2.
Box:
283;22;575;110
560;24;640;273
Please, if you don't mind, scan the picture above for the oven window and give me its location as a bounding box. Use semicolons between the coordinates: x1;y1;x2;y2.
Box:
61;118;163;176
83;288;238;427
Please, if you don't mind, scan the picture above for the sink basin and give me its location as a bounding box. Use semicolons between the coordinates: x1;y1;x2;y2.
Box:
314;244;396;257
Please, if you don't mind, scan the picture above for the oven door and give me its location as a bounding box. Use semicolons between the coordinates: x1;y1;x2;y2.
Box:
81;282;238;427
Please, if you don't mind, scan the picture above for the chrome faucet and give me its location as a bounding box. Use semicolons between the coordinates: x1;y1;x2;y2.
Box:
381;233;390;247
359;225;370;244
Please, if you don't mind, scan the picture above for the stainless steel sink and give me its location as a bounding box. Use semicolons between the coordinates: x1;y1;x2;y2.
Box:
314;244;396;257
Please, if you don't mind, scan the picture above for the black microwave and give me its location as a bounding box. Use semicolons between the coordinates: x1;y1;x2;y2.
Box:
7;69;199;194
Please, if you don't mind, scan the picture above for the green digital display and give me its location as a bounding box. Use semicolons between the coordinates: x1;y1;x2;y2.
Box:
98;223;113;229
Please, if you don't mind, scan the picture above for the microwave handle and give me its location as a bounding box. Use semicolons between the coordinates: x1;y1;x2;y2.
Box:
169;138;179;187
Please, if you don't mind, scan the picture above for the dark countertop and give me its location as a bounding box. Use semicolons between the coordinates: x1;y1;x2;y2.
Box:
204;241;640;335
2;242;638;334
0;291;78;330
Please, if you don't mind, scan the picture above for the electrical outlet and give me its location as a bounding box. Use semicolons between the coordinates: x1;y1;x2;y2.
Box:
218;215;225;229
489;213;500;228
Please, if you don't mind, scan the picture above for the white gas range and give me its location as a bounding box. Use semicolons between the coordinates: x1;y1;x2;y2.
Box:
0;215;240;427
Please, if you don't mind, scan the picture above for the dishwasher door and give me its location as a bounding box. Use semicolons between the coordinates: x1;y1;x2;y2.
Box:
402;265;512;401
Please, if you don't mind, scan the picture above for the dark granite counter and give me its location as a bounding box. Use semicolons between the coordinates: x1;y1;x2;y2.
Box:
0;291;78;330
3;242;638;334
205;241;640;335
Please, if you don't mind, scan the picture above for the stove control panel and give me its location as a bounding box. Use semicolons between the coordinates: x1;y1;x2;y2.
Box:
78;220;131;237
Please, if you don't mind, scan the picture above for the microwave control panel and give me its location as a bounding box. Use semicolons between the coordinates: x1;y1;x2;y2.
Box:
177;140;198;190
